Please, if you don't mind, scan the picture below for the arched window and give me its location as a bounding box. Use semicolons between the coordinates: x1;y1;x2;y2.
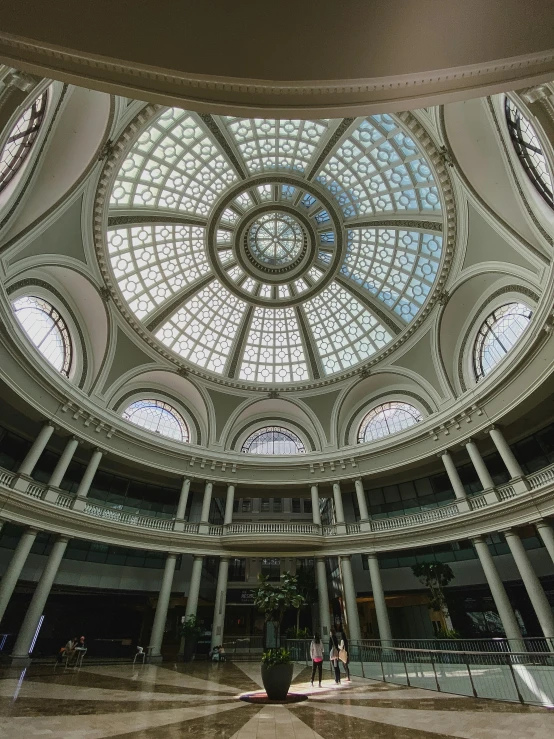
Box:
505;98;553;209
0;90;48;193
241;426;306;454
473;302;532;381
12;295;72;376
122;399;189;442
358;401;423;443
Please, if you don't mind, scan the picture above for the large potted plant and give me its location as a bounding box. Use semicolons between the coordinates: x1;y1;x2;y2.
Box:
261;647;293;700
254;571;305;699
180;615;202;662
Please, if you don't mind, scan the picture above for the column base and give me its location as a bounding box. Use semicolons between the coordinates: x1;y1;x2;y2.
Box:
511;476;530;494
72;497;88;512
44;487;61;503
11;474;32;492
455;498;471;513
148;654;163;663
336;523;347;535
198;522;210;534
10;654;32;667
482;488;500;504
360;520;372;532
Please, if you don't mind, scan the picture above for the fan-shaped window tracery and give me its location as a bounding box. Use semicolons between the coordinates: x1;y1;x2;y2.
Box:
0;90;47;192
358;401;423;443
12;295;72;376
122;399;189;442
505;98;553;209
241;426;306;454
473;302;532;381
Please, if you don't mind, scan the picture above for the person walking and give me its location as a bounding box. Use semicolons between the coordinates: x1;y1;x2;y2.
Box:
310;633;324;687
329;627;342;684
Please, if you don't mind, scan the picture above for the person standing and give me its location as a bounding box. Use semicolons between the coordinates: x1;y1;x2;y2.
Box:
310;633;324;687
329;627;341;684
338;630;351;681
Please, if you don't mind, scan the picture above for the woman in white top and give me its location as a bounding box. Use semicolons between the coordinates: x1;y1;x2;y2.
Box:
310;632;324;687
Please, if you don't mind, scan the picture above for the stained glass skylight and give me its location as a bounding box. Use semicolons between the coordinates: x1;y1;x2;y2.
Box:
473;302;532;380
105;106;446;384
358;401;423;443
13;295;72;376
122;399;189;442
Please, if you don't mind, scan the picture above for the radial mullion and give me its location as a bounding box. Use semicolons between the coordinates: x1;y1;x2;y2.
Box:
145;272;214;332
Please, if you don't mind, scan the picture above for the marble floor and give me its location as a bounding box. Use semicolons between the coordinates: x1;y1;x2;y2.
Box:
0;660;552;738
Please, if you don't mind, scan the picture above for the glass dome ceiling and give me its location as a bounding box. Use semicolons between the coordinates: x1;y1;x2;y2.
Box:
104;109;445;385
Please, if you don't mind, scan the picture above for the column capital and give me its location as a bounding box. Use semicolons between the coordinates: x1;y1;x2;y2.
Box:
339;554;352;562
315;555;326;563
472;534;486;544
521;85;551;104
2;71;37;92
536;520;552;529
56;535;70;544
366;552;378;560
166;552;178;560
193;554;204;562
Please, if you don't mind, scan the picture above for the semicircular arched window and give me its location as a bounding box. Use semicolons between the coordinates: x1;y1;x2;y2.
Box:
505;98;553;209
358;401;423;443
241;426;306;454
12;295;72;376
0;90;48;193
473;302;532;381
122;399;190;442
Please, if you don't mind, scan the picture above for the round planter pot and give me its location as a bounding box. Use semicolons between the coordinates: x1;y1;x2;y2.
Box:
261;663;294;701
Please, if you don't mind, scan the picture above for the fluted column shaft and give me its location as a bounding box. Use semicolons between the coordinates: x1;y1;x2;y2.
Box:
18;422;54;477
48;437;79;489
316;557;331;640
12;536;68;662
176;478;191;521
504;529;554;639
354;478;369;521
332;482;345;524
340;555;361;641
489;428;524;479
536;521;554;566
473;536;524;645
185;555;204;619
441;451;467;500
200;482;213;524
311;485;321;526
224;485;235;525
149;553;177;658
76;449;103;498
367;553;392;643
211;558;229;648
0;529;37;624
465;439;495;490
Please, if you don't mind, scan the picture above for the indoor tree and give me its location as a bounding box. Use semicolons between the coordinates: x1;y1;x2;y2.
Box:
411;561;456;634
253;571;305;646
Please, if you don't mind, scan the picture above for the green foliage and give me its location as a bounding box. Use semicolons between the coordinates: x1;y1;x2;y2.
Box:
411;562;455;615
254;572;305;627
179;615;202;638
436;628;461;639
261;648;292;667
285;626;311;639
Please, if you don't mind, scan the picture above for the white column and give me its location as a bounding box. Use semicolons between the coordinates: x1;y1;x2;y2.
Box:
440;450;467;500
149;553;177;659
48;437;79;489
0;528;38;624
76;448;103;498
316;557;331;640
489;427;524;480
311;485;321;526
185;555;204;619
340;555;361;641
354;478;370;521
473;536;524;645
536;521;554;566
332;482;345;524
504;529;554;639
465;439;495;490
367;553;392;644
224;485;235;525
200;481;213;523
211;557;229;648
18;422;54;476
176;478;191;520
11;536;69;663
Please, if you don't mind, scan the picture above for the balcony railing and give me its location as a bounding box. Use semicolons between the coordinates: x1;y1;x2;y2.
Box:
1;460;554;539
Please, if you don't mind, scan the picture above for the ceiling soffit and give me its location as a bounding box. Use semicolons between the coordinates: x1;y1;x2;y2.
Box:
0;2;553;115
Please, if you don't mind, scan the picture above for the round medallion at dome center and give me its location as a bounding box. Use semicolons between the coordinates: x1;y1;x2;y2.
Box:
248;212;304;268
